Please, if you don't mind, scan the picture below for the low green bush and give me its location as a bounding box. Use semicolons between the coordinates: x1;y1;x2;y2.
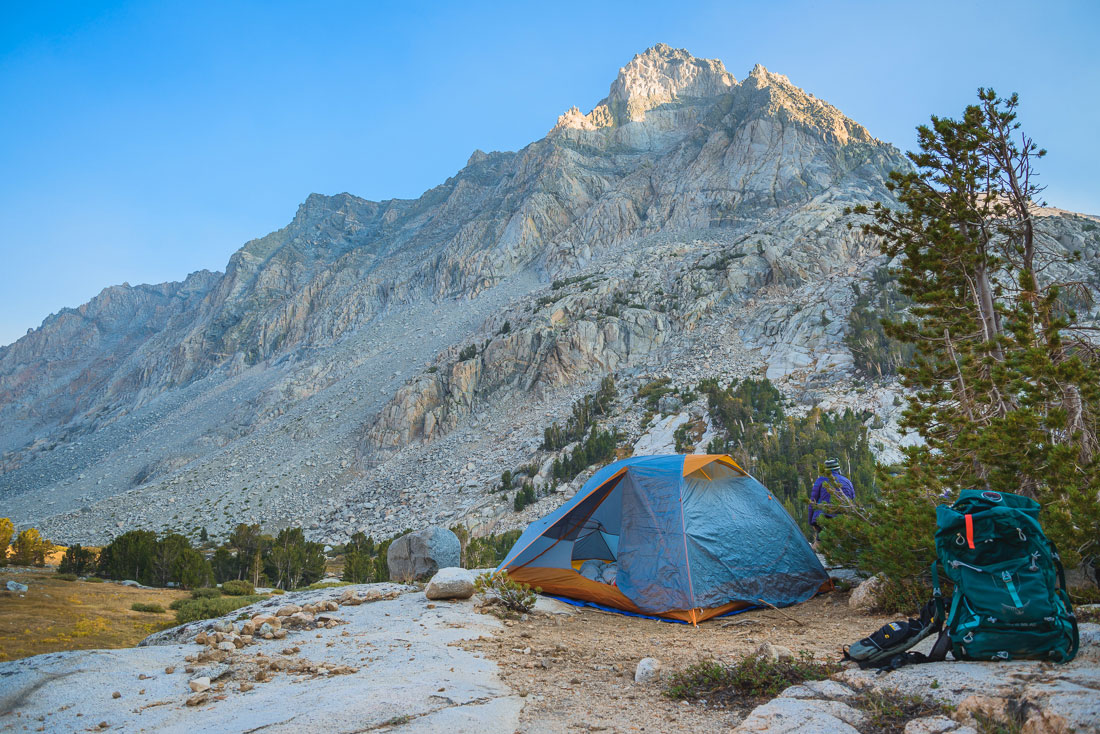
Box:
1070;585;1100;605
131;602;165;613
173;595;266;624
666;653;840;704
84;576;105;583
220;579;255;596
55;573;78;582
191;587;222;599
474;571;539;613
849;690;950;734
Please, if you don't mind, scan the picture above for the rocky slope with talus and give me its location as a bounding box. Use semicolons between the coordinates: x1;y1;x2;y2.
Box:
2;44;1097;545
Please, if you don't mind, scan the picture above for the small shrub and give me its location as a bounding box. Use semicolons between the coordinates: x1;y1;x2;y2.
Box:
84;576;104;583
1069;585;1100;605
474;571;539;613
666;653;840;704
269;588;285;595
169;598;188;610
131;602;165;613
191;587;222;599
173;595;266;624
849;689;951;734
871;577;932;615
220;580;255;596
55;573;78;582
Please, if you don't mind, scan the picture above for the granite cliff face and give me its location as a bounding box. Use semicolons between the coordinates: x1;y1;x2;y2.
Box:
2;45;1096;544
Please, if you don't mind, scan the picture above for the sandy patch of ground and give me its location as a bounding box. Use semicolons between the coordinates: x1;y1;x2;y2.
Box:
464;591;892;733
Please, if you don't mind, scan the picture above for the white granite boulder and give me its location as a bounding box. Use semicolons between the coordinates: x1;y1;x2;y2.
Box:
424;567;475;600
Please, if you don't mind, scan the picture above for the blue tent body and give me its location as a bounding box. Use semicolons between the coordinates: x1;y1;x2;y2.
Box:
497;454;829;623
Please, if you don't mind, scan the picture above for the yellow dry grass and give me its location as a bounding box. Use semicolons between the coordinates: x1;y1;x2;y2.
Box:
0;569;189;662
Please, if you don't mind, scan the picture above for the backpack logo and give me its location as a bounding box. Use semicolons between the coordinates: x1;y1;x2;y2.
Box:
981;491;1003;502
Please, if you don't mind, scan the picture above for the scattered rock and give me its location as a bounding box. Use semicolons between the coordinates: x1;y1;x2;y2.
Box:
188;677;211;693
634;657;662;684
848;573;885;612
6;580;28;593
424;567;476;600
111;691;120;699
185;693;208;707
754;642;795;662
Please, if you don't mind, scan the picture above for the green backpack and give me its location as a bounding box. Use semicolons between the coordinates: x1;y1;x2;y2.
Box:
932;489;1078;663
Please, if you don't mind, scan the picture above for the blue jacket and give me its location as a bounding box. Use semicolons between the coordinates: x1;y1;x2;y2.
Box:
809;471;855;525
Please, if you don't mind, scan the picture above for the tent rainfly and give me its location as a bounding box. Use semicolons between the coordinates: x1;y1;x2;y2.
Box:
496;454;830;623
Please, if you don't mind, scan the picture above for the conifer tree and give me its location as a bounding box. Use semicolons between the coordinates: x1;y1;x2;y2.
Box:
825;90;1100;594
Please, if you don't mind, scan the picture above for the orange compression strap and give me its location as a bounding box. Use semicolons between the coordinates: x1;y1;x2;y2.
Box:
964;514;975;549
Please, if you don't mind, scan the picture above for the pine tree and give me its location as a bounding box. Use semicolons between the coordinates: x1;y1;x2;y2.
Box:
826;90;1100;592
58;544;97;575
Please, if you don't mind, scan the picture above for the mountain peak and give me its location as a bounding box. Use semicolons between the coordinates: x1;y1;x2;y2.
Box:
603;44;736;122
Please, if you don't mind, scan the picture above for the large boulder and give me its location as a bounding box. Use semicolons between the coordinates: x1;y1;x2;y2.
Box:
424;567;475;600
387;526;461;582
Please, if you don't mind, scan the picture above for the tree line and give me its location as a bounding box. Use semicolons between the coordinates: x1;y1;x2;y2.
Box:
698;378;877;532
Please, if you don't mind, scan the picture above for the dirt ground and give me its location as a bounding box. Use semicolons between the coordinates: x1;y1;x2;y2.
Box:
0;568;189;662
464;590;894;734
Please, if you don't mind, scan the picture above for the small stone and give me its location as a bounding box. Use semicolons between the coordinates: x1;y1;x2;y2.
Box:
185;693;208;707
634;657;662;684
6;581;28;593
188;677;211;693
273;629;287;639
164;666;174;674
239;682;253;692
275;605;301;617
755;642;795;662
111;691;120;699
424;567;476;600
217;642;235;653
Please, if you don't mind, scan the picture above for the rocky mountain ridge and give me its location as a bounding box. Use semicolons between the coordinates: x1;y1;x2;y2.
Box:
2;44;1097;545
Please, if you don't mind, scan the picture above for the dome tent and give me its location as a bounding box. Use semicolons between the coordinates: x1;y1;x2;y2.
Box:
497;454;829;623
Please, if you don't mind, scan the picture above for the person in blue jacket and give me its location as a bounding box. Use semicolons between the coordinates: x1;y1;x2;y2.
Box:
809;458;855;546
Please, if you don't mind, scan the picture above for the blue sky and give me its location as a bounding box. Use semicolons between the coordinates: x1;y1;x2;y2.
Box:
1;0;1098;347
